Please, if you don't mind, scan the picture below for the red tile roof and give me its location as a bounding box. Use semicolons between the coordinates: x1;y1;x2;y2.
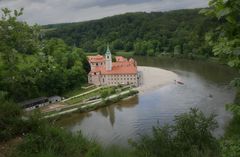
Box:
116;56;127;62
89;56;137;75
87;55;105;63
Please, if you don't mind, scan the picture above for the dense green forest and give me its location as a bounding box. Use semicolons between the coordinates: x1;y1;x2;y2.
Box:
1;0;240;156
0;8;90;102
44;9;218;57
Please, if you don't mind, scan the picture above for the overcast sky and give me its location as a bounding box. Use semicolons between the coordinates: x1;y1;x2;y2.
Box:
0;0;209;25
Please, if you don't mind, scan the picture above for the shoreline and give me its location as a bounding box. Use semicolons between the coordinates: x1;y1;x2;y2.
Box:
136;66;179;93
42;66;178;118
43;90;138;119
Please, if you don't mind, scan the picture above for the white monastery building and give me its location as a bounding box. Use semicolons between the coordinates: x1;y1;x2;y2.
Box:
88;46;142;86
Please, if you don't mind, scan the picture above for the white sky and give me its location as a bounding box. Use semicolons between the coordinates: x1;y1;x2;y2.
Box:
0;0;209;25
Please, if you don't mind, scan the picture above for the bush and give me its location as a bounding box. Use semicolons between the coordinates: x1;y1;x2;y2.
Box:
0;99;23;141
99;146;134;157
100;90;109;98
11;124;102;157
100;88;116;98
130;108;220;157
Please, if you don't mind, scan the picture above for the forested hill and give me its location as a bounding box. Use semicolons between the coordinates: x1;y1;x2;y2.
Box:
43;9;218;57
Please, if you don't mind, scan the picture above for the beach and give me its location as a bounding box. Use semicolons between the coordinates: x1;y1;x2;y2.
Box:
136;66;179;93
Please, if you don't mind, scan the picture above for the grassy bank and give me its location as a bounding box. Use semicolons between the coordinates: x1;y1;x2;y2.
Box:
64;86;121;105
44;89;139;119
63;85;96;98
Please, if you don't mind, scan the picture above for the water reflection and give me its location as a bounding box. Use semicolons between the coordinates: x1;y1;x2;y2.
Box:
99;96;139;127
57;57;238;147
57;96;139;129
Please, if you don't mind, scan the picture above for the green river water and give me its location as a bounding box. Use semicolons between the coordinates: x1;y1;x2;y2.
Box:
57;57;238;147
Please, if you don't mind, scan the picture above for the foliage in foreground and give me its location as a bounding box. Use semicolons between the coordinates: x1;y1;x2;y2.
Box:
1;93;221;157
0;97;23;141
0;8;90;102
0;97;101;157
130;108;220;157
1;0;240;156
201;0;240;67
11;125;102;157
201;0;240;157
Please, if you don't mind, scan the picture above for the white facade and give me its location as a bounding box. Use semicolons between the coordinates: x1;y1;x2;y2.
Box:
88;46;141;87
88;73;139;87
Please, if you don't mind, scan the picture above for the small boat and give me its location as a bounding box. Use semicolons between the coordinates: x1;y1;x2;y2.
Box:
174;80;184;85
177;81;184;85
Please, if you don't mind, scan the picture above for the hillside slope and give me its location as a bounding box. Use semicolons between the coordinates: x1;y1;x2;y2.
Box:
44;9;217;56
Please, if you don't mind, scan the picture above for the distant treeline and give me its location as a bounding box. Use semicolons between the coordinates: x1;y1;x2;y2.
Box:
43;9;218;57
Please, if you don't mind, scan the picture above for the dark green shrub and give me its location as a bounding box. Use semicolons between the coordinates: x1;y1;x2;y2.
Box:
0;99;23;141
131;108;220;157
12;125;102;157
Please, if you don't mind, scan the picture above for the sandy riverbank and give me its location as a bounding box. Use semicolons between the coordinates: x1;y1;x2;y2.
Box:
136;66;179;93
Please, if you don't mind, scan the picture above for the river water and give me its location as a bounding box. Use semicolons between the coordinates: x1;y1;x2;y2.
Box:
56;57;238;147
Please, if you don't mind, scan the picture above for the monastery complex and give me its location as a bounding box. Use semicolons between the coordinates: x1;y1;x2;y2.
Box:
88;46;142;86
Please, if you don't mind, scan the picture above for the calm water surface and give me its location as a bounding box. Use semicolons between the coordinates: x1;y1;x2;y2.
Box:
57;57;238;147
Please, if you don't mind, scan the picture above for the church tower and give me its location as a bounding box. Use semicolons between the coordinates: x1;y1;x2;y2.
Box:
105;44;112;71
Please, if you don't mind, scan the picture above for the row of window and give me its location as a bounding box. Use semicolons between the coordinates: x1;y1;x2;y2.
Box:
91;62;104;66
108;82;135;85
103;74;136;78
106;77;136;81
102;77;137;83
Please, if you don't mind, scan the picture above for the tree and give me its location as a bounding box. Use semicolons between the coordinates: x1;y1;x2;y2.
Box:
131;108;219;157
0;8;41;100
44;9;217;57
124;42;133;51
174;45;181;55
200;0;240;67
112;39;124;50
201;0;240;109
201;1;240;157
0;99;22;141
0;9;89;101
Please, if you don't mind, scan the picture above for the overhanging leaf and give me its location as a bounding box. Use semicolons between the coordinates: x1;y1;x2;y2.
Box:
216;8;231;19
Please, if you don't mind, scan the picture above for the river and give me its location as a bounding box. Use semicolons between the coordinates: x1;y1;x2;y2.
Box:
56;57;238;147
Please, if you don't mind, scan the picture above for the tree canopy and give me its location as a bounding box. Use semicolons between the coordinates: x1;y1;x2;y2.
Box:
130;108;219;157
201;0;240;156
0;8;89;101
43;9;218;57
